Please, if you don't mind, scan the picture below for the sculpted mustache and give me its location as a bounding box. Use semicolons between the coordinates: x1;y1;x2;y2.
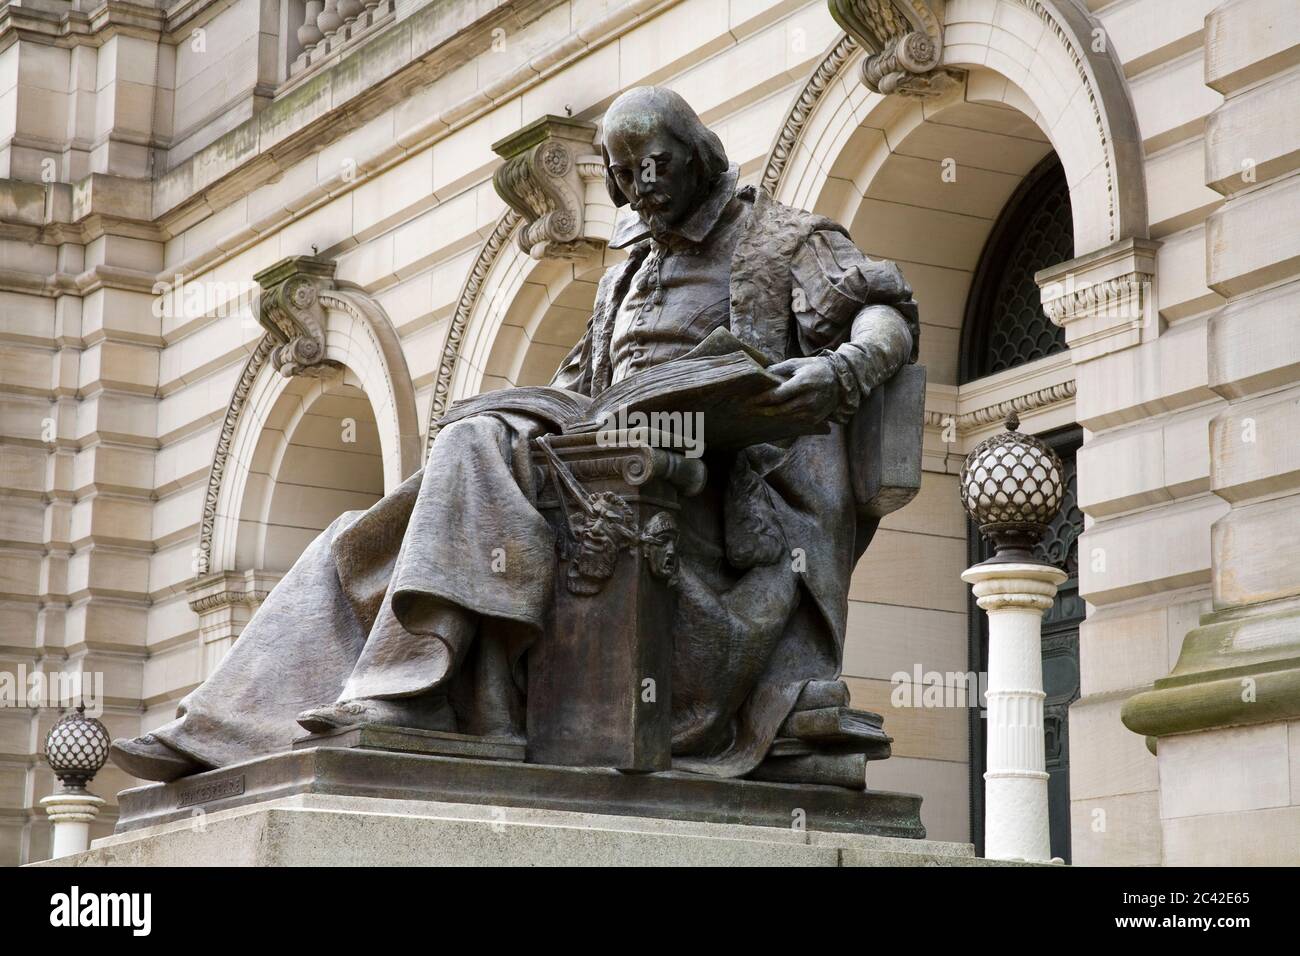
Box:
631;194;671;213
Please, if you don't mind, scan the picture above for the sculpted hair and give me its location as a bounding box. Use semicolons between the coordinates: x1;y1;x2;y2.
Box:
601;87;729;208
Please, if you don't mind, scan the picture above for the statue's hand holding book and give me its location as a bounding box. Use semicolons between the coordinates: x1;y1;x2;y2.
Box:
441;327;832;451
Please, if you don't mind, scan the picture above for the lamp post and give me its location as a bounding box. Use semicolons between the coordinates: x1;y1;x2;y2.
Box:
959;413;1066;863
41;704;111;859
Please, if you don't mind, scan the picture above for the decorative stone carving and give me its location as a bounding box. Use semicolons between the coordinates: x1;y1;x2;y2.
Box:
425;210;521;458
255;255;342;377
924;380;1078;435
187;569;284;677
1036;238;1160;363
762;33;860;195
492;115;605;259
827;0;961;98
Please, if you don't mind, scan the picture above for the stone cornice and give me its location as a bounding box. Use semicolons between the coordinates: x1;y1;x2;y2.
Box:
924;380;1077;435
147;0;680;286
0;1;167;50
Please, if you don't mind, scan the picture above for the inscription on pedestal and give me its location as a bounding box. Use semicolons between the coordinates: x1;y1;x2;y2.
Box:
176;774;245;808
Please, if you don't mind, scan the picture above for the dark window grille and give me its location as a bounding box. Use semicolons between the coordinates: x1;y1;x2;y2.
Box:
959;155;1074;384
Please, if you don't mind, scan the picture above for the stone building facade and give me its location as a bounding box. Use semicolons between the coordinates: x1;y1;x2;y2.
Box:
1;0;1296;866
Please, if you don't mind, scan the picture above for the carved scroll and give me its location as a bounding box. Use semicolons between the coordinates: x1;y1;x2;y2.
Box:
827;0;961;98
492;115;604;260
254;255;341;377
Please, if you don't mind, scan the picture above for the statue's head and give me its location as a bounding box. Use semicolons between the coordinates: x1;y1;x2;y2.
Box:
601;87;729;238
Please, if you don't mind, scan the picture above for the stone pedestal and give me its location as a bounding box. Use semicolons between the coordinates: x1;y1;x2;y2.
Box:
106;745;926;839
527;430;704;772
30;793;1041;867
962;561;1067;863
41;791;106;859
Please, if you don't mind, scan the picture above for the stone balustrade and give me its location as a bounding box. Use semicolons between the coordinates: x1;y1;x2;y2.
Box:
292;0;394;79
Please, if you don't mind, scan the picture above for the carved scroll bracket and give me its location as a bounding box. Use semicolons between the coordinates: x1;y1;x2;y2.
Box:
827;0;962;98
254;255;342;377
492;115;607;260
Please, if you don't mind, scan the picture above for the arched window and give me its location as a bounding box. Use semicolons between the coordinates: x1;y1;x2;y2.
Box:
960;155;1074;384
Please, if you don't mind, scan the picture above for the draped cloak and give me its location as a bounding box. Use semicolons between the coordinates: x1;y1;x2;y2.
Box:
154;175;919;779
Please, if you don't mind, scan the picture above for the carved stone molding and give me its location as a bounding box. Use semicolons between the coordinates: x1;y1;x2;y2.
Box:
1037;238;1160;363
196;335;275;579
426;210;522;458
254;255;342;377
827;0;961;98
186;569;284;677
492;115;605;260
926;380;1079;435
762;33;861;196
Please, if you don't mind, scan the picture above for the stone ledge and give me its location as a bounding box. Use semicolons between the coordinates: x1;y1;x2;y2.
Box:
111;746;928;839
31;793;1035;867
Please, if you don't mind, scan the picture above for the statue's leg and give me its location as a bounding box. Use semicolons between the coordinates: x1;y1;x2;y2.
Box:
110;502;401;780
448;622;525;739
670;558;799;754
299;411;548;738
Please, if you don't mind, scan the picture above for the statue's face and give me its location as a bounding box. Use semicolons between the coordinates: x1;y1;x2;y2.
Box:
640;513;679;583
648;533;677;579
604;123;701;236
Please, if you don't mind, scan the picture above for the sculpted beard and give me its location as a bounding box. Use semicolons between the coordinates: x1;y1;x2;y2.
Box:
632;191;673;236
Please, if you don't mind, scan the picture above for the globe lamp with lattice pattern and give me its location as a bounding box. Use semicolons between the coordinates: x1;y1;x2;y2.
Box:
959;412;1066;563
44;704;111;792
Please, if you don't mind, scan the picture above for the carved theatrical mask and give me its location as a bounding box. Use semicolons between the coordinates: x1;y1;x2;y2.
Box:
640;511;679;586
566;492;638;595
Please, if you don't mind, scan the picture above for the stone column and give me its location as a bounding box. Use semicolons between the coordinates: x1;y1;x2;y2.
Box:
41;793;106;859
963;562;1067;862
958;414;1067;862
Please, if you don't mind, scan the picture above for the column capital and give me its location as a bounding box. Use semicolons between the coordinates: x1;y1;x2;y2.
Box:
1036;237;1161;363
962;562;1068;613
41;792;105;825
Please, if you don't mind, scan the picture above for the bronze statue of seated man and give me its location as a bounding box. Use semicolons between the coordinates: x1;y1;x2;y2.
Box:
110;86;920;787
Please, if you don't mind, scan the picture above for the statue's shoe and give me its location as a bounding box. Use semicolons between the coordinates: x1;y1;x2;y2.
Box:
296;696;456;735
110;734;209;782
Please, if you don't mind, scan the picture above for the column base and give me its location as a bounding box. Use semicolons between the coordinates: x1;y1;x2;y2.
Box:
1122;596;1300;738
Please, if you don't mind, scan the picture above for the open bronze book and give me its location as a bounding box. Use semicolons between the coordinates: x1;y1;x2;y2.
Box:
441;327;831;451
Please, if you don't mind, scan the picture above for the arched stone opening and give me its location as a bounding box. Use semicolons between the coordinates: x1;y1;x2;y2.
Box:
789;67;1075;394
189;357;389;676
450;242;612;401
766;46;1117;843
242;370;385;573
